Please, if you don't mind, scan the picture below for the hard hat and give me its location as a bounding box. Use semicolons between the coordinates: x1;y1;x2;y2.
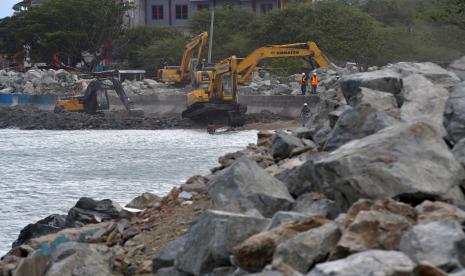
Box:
302;73;306;75
313;72;317;75
304;103;308;106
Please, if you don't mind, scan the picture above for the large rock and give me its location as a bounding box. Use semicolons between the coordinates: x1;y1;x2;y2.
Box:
307;250;415;276
340;69;403;106
267;211;312;230
332;199;416;259
450;56;465;80
400;74;448;135
328;105;352;128
175;210;270;275
281;153;328;198
399;220;465;271
232;215;330;272
453;138;465;168
310;121;465;211
271;131;304;161
65;197;123;227
208;158;294;217
323;103;397;151
346;87;399;115
273;222;341;273
292;193;339;219
416;200;465;224
153;235;188;273
181;175;208;193
445;82;465;144
45;242;113;276
388;62;460;88
125;192;160;209
13;214;66;247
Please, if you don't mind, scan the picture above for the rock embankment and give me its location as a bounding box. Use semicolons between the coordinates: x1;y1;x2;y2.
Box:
0;106;290;130
2;59;465;276
0;105;195;130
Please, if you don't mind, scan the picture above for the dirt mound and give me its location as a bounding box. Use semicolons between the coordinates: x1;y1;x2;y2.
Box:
0;105;195;130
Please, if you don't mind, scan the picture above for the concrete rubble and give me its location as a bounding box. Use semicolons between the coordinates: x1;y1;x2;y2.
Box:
3;59;465;276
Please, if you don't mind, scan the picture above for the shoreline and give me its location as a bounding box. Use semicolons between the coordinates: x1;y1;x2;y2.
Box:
2;61;465;275
0;105;294;131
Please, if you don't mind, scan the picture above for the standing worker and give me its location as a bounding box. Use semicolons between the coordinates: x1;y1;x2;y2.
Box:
311;72;319;94
300;73;308;95
300;103;310;127
207;122;216;134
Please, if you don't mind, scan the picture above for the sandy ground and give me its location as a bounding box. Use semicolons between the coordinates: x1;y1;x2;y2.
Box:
241;119;300;131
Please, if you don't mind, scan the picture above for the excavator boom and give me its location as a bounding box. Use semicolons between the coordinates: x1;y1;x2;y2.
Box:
236;41;330;84
56;77;142;116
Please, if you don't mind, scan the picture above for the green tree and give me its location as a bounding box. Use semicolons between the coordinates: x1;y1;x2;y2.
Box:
113;26;185;68
250;1;381;67
2;0;131;70
122;28;188;73
189;6;256;62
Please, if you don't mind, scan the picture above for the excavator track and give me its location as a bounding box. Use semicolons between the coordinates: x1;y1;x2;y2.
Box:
182;102;247;127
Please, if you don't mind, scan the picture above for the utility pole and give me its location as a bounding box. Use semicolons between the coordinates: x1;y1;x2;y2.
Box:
207;8;214;65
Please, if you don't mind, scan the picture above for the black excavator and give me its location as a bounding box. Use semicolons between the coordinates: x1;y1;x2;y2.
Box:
55;77;142;115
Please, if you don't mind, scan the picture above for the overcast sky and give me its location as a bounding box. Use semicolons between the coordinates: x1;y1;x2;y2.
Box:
0;0;19;19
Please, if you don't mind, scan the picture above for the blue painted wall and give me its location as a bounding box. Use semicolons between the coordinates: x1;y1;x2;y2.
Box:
0;94;57;110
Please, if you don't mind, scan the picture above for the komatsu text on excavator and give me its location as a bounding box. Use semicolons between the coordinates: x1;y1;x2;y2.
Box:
55;77;141;115
182;56;247;127
157;32;209;85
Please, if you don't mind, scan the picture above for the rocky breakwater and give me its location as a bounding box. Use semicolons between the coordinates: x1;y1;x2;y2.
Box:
0;68;181;97
0;105;289;130
0;69;82;95
2;60;465;276
0;105;195;130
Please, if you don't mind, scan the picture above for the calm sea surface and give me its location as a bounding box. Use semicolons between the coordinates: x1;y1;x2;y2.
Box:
0;128;257;255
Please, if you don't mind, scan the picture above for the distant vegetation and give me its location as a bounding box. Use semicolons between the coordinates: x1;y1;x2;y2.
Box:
126;0;465;73
0;0;464;72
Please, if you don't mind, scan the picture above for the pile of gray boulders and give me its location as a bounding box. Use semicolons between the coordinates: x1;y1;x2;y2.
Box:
0;69;84;95
0;68;181;96
150;58;465;275
121;78;184;96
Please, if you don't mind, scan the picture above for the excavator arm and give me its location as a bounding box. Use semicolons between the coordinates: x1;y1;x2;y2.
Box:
158;32;209;84
236;41;331;84
81;77;137;113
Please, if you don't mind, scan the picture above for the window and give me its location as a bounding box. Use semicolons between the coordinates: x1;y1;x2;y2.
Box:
197;4;209;11
152;5;164;20
176;5;188;19
260;3;273;14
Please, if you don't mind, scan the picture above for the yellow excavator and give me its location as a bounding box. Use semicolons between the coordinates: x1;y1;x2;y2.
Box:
191;41;330;89
55;77;142;115
157;32;209;85
236;42;330;84
183;42;331;126
183;56;247;127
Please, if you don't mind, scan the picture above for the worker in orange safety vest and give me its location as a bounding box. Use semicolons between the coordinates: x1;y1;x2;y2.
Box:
311;72;319;94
